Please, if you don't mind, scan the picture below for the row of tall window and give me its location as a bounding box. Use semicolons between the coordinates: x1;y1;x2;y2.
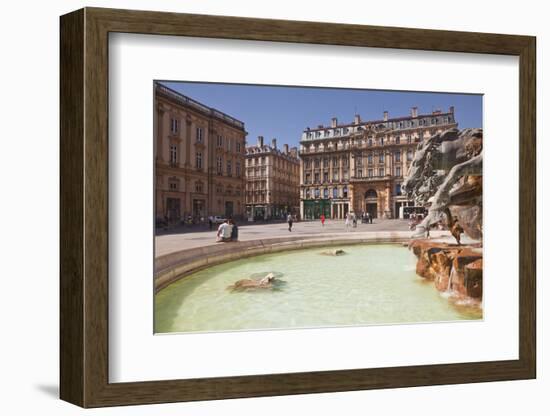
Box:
355;166;402;178
169;117;243;152
303;150;413;171
216;156;241;176
169;145;241;176
304;157;350;169
303;183;403;200
246;167;267;177
166;178;243;195
214;184;241;195
304;164;404;182
247;157;266;166
216;134;242;152
305;187;349;199
304;170;349;184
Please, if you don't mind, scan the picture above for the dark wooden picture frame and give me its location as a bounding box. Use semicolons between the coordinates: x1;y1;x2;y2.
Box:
60;7;536;408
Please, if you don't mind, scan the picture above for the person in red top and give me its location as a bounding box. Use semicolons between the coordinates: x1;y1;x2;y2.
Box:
320;214;325;227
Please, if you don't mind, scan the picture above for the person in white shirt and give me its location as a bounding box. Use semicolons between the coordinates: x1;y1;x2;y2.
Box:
287;213;293;232
345;213;351;230
216;220;233;242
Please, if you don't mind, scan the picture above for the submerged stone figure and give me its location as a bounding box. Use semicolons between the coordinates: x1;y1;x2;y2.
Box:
320;249;346;256
228;272;280;291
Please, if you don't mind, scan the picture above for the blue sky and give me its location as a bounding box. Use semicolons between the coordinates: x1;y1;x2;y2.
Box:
160;81;482;148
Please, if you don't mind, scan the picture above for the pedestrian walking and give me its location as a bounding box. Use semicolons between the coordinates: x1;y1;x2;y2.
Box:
345;213;351;230
208;215;213;230
287;213;293;232
352;212;357;228
320;214;325;227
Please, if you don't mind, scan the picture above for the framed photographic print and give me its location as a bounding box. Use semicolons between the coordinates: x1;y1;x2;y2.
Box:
60;7;536;408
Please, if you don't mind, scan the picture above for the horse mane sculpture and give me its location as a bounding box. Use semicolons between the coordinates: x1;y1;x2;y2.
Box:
403;128;483;241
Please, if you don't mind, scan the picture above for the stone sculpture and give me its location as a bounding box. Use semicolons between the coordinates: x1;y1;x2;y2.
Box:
320;249;346;256
403;128;483;240
228;272;278;291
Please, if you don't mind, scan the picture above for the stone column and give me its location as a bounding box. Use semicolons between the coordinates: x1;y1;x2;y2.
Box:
385;183;392;218
184;182;191;218
185;116;192;167
349;184;355;213
207;124;215;216
156;106;165;162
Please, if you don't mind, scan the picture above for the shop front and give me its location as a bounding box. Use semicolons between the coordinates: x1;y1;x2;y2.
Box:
303;199;331;220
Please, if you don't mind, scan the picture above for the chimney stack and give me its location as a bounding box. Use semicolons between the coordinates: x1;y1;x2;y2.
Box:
283;143;289;154
411;107;418;118
257;136;264;147
354;114;361;125
383;111;389;121
331;117;338;128
272;138;277;149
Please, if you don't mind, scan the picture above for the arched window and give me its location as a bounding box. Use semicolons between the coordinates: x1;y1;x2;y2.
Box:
365;189;377;199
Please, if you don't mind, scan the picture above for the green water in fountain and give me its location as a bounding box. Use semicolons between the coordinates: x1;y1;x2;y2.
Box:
155;244;482;333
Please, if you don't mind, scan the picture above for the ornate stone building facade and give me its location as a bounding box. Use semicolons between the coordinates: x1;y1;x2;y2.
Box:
299;107;458;219
155;83;246;224
245;137;300;220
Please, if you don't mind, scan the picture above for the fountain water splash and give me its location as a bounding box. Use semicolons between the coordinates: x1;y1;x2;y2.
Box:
439;266;458;299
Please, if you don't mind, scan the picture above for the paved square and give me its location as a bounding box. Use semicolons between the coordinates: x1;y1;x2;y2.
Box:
155;219;412;256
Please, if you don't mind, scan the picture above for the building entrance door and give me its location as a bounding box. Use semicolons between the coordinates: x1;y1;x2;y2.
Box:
192;199;205;219
366;203;377;218
166;198;180;222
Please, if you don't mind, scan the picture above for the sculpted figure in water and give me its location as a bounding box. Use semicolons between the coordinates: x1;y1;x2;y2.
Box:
320;249;346;256
228;272;277;291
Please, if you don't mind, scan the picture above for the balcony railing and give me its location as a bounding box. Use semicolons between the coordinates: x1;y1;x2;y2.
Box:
299;139;422;155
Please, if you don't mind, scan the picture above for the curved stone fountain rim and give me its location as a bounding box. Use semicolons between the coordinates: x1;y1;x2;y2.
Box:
154;231;449;292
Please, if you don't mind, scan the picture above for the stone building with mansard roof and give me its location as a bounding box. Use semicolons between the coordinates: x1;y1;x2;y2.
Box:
155;83;246;224
245;137;300;220
299;107;458;220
